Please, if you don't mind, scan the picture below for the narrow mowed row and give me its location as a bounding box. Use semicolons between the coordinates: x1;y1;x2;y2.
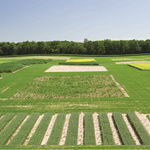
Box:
65;113;79;145
98;112;115;145
0;112;150;145
84;112;96;145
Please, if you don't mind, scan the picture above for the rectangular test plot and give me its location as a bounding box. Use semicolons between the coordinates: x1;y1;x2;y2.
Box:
98;112;115;145
65;113;79;145
84;112;96;145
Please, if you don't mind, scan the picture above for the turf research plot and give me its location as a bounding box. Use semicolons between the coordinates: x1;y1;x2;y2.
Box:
128;63;150;70
45;65;107;72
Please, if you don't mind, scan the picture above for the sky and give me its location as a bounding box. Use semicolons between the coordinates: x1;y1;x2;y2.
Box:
0;0;150;42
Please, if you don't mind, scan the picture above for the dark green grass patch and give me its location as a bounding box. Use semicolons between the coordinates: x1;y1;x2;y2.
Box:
127;112;150;145
9;113;39;145
12;75;124;100
0;113;15;132
146;115;150;121
59;61;99;65
112;112;135;145
0;113;27;145
0;62;23;73
47;113;66;145
65;113;79;145
98;112;115;145
17;59;52;65
84;112;95;145
27;113;53;145
0;59;52;73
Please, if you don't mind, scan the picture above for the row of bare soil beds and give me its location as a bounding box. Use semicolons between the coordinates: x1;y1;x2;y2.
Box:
0;112;150;145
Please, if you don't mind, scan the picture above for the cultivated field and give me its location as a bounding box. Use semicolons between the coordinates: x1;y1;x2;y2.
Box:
0;54;150;149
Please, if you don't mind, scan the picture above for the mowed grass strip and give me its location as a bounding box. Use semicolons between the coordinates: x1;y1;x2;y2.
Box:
12;75;124;100
84;112;96;145
9;113;39;145
0;113;27;145
65;113;79;145
27;113;53;145
112;112;135;145
0;113;15;132
127;112;150;145
47;113;66;145
98;112;115;145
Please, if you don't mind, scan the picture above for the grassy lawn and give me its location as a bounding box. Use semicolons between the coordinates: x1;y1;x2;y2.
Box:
0;54;150;149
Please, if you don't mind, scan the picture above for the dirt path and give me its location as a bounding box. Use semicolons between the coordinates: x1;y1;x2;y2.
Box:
110;75;129;97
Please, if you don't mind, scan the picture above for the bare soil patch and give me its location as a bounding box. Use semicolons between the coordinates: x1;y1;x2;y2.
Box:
116;61;150;64
45;65;108;72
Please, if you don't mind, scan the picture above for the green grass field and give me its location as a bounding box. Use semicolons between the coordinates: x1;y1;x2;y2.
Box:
0;54;150;149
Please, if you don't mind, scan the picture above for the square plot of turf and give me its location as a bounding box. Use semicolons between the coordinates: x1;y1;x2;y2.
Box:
128;63;150;70
45;65;108;72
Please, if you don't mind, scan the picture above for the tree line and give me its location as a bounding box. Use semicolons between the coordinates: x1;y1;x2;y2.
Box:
0;39;150;55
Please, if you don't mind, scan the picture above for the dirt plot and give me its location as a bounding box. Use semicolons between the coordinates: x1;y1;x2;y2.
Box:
11;75;124;99
45;65;108;72
116;61;150;64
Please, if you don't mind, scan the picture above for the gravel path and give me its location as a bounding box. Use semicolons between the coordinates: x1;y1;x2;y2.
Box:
110;75;129;97
116;61;150;64
59;114;71;145
93;112;102;145
77;112;84;145
45;65;108;72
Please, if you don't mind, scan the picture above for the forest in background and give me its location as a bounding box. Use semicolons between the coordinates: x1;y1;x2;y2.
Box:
0;39;150;55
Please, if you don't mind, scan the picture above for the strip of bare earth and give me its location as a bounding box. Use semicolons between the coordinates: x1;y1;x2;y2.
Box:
77;112;84;145
110;75;129;97
59;114;71;145
93;113;102;145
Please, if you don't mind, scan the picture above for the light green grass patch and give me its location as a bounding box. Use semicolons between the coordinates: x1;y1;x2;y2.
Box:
128;63;150;70
11;75;124;100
